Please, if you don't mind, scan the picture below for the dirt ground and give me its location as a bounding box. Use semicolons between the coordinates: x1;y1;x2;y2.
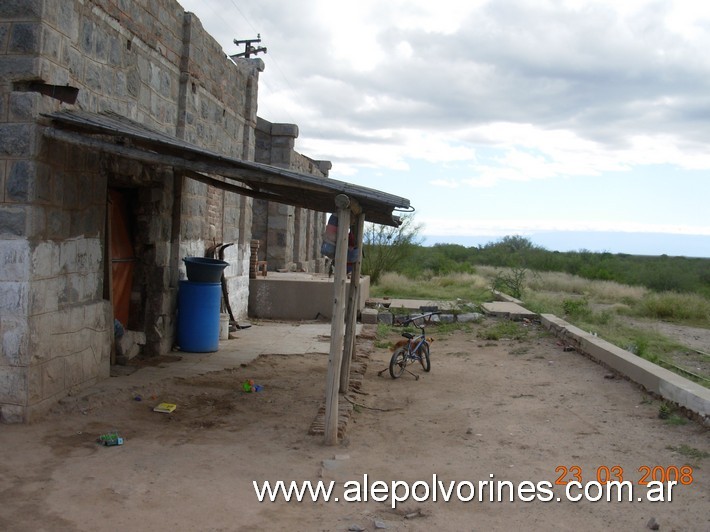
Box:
1;318;708;531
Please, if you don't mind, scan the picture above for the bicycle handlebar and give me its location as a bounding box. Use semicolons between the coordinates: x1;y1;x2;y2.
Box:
401;311;440;327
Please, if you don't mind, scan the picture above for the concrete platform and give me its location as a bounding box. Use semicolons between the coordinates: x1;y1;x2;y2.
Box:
366;298;452;312
249;272;370;320
481;301;538;320
491;290;523;304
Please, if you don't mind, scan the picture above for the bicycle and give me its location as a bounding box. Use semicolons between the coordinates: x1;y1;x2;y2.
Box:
388;312;438;380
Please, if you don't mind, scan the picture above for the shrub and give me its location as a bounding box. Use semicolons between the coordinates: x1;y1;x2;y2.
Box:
636;291;710;323
562;298;591;318
492;267;527;299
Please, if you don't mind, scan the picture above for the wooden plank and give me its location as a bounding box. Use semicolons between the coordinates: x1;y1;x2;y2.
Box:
340;212;365;392
324;195;351;446
183;170;334;212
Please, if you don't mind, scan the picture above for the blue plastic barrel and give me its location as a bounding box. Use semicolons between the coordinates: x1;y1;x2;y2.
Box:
177;280;222;352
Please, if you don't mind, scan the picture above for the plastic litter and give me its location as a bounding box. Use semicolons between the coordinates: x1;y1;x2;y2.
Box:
241;379;263;393
97;432;124;446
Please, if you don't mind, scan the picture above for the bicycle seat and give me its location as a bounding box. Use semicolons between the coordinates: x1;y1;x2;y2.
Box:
401;332;414;339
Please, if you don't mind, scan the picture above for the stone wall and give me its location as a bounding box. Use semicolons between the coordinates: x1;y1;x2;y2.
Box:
0;0;262;421
252;117;330;273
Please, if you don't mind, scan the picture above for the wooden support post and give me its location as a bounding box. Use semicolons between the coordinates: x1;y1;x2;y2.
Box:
340;212;365;392
324;194;351;446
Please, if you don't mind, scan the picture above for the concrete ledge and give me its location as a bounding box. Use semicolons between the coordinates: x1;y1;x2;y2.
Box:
540;314;710;425
481;301;537;320
491;290;523;305
248;272;370;320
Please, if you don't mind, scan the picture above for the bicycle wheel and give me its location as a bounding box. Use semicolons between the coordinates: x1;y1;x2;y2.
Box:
418;343;431;372
389;347;408;379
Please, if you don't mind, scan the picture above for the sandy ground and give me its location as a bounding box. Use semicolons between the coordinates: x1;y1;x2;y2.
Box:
0;318;708;531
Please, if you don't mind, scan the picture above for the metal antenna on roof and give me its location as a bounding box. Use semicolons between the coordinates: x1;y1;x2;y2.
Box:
230;34;267;59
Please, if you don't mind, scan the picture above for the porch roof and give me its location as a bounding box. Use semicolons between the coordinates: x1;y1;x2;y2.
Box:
42;110;411;226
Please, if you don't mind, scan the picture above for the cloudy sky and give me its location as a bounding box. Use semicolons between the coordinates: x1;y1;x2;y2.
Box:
178;0;710;257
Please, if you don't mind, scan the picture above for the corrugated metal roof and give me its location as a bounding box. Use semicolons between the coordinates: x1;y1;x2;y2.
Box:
42;110;412;226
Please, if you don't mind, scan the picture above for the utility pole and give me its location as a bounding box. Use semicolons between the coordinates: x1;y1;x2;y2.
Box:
230;34;267;59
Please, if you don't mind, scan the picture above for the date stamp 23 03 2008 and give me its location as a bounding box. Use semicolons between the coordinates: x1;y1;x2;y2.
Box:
554;465;695;486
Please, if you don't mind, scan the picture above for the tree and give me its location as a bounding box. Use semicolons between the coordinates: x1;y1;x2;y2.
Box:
361;213;422;284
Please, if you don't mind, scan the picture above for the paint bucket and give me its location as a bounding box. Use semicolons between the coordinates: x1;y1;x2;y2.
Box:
177;280;221;352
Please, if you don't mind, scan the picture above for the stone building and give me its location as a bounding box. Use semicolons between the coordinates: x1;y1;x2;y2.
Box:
0;0;409;423
252;117;330;273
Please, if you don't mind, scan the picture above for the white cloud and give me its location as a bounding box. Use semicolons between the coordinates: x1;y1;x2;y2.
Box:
429;178;461;189
184;0;710;170
296;127;477;175
180;0;710;246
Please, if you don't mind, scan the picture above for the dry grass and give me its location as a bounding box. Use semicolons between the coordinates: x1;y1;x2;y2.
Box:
373;271;490;301
638;291;710;323
534;272;646;303
476;266;648;304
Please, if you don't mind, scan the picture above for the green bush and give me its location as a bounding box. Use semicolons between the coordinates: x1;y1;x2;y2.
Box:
635;291;710;323
562;298;591;317
492;267;527;299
